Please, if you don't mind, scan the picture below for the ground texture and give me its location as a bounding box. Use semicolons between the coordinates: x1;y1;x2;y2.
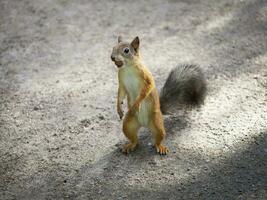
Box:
0;0;267;199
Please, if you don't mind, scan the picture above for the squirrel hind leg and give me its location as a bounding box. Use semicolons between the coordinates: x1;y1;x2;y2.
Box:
149;113;169;155
122;113;140;154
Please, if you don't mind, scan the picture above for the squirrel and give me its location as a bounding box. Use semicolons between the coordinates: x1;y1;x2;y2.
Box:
110;36;207;155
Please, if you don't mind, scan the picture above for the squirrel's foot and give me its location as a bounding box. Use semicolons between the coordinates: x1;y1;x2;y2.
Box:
122;143;138;154
155;144;169;155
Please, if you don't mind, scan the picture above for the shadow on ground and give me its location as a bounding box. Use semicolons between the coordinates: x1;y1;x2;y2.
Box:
16;130;266;199
72;131;267;199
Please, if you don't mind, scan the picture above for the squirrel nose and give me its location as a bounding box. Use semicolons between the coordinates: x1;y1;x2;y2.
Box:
111;55;115;61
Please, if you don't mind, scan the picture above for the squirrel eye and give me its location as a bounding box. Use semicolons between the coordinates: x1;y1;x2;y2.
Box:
123;47;130;54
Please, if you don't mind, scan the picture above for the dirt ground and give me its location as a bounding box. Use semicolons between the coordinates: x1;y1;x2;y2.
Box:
0;0;267;199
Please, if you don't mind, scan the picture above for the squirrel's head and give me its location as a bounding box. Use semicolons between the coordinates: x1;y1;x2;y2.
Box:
111;36;140;68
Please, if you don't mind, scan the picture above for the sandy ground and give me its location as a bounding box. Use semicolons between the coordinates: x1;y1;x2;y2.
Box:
0;0;267;199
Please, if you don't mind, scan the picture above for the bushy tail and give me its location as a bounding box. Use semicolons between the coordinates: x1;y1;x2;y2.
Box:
160;64;207;114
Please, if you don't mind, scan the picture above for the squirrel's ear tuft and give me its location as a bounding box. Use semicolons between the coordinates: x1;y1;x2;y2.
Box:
131;36;140;52
118;36;123;43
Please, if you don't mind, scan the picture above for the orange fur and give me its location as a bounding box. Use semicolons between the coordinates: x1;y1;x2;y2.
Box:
111;36;169;155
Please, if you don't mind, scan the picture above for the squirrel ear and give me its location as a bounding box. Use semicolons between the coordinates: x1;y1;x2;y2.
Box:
131;36;140;52
118;36;123;43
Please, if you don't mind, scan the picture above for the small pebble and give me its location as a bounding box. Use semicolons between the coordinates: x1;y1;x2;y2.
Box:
98;115;105;120
33;106;39;111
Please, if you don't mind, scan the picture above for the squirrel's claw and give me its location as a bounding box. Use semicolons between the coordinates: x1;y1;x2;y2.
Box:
122;143;137;154
119;112;124;120
117;109;124;120
155;144;169;155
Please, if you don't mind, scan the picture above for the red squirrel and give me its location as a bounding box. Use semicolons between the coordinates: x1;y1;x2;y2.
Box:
111;36;207;155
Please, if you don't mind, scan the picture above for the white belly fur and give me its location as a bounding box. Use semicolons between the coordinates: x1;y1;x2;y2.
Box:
122;67;150;126
137;100;150;126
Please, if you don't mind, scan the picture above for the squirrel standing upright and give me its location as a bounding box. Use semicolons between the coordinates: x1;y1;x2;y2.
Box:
111;36;207;155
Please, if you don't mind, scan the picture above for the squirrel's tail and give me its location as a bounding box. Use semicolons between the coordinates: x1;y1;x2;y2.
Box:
160;64;207;114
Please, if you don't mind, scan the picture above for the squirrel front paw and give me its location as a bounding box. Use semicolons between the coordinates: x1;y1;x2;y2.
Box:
117;108;124;119
130;102;141;114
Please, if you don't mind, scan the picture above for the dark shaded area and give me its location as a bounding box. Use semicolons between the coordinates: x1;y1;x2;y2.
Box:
204;0;267;77
13;131;266;199
74;131;267;199
123;132;267;200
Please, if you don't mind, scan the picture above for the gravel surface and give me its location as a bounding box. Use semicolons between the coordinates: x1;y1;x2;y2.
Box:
0;0;267;199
